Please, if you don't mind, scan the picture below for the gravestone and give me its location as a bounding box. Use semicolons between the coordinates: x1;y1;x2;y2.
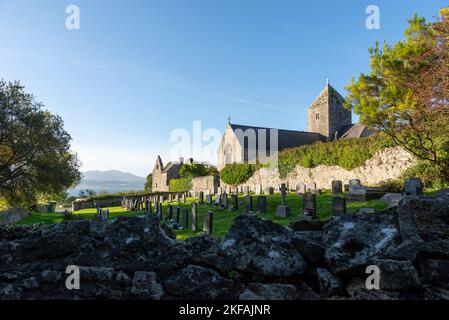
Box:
348;179;366;201
243;186;250;196
182;193;186;203
332;196;346;216
168;194;173;203
167;205;173;221
296;182;306;195
158;203;163;220
257;196;267;213
148;201;153;215
307;183;317;193
231;194;238;211
221;192;228;209
182;209;189;229
199;191;204;205
206;194;213;205
349;179;362;189
264;187;274;195
203;211;213;235
175;194;180;203
217;187;223;195
159;195;164;204
276;183;290;217
404;178;424;196
244;195;253;213
174;206;181;224
332;180;343;195
255;184;263;195
303;192;317;217
191;203;198;231
214;194;221;206
145;200;150;213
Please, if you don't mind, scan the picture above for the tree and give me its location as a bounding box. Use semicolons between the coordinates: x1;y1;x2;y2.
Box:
179;163;217;179
345;11;449;181
220;164;255;186
0;81;82;207
144;173;152;193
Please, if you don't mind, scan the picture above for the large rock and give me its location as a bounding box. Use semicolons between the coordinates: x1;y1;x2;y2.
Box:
292;231;324;264
220;215;307;277
164;265;240;299
315;268;344;297
322;211;401;276
239;283;298;300
346;278;400;300
0;208;28;225
130;271;164;300
373;259;421;291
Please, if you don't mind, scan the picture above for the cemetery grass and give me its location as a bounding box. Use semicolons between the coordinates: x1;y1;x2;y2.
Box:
18;191;388;240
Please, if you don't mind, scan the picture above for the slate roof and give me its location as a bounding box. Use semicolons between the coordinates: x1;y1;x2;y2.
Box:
162;162;183;173
336;123;373;139
229;123;327;151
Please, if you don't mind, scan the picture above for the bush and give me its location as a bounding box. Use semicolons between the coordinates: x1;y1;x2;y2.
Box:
376;179;404;193
220;164;256;186
402;161;449;189
277;133;395;178
169;178;192;192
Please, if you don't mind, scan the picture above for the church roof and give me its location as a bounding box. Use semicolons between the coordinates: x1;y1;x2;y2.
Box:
336;123;373;139
229;123;326;151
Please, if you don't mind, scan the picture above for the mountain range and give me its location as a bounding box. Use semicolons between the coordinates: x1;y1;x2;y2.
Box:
68;170;146;196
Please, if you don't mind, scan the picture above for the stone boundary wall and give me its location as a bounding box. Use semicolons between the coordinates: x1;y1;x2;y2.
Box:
222;146;416;191
190;175;220;195
72;198;122;212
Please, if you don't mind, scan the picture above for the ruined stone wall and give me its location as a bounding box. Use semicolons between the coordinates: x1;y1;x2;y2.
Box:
222;146;416;191
190;175;219;195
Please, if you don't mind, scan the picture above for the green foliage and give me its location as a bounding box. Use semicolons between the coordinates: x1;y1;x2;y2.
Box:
402;161;449;189
0;80;81;207
278;133;395;178
180;163;218;179
220;164;256;186
376;179;404;193
169;178;192;192
144;174;152;193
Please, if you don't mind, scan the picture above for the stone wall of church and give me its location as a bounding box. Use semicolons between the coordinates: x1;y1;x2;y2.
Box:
221;146;416;191
190;175;220;195
217;125;244;170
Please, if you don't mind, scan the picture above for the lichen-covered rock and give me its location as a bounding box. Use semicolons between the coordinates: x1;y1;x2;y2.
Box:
164;265;240;300
239;283;298;300
315;268;344;297
292;231;324;264
322;211;401;276
373;259;421;291
220;215;307;277
130;271;164;300
346;278;400;300
0;208;28;225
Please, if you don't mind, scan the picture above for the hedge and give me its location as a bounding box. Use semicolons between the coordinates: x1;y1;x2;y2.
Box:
169;178;193;192
277;133;396;178
220;164;256;186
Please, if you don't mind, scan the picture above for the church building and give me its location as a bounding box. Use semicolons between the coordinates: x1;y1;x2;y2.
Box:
217;82;372;170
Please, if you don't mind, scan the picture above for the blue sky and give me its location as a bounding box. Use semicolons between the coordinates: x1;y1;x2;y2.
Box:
0;0;446;176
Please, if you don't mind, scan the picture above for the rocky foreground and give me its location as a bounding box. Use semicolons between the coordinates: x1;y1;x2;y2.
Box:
1;195;449;300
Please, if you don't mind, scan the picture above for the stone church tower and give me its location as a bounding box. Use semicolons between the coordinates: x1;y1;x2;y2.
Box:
307;81;352;139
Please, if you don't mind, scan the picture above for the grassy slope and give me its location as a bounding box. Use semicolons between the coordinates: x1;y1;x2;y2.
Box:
19;191;388;240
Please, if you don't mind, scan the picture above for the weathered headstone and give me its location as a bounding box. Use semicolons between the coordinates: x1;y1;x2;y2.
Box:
206;194;213;205
168;194;173;203
303;192;317;217
404;178;424;196
191;203;198;231
332;180;343;195
174;206;181;224
231;194;238;211
158;203;163;220
349;179;362;189
257;196;267;213
167;205;173;221
243;186;250;196
145;199;150;213
276;183;290;217
244;195;253;213
221;192;228;209
307;183;317;193
332;196;346;216
217;187;223;195
175;194;180;203
148;201;153;215
255;184;263;195
182;193;186;204
182;209;189;229
203;211;213;235
198;191;204;205
264;187;274;195
214;194;221;206
296;182;306;195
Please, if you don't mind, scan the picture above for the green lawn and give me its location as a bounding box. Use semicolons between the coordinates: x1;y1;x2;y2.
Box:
18;191;387;240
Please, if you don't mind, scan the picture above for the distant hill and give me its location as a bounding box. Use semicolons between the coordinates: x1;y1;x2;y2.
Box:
68;170;146;196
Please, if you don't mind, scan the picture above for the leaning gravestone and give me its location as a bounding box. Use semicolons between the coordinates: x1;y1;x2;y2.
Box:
276;183;290;217
206;194;212;205
182;209;189;229
244;195;253;213
332;180;343;195
191;203;198;231
257;196;267;213
404;178;424;196
332;196;346;216
203;211;213;235
303;192;317;217
231;194;238;211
